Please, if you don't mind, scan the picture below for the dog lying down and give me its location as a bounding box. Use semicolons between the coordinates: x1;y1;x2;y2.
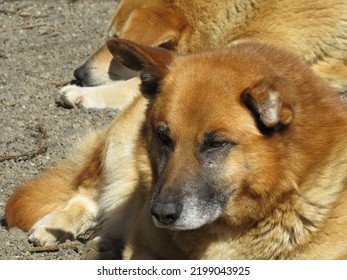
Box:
6;39;347;259
58;0;347;110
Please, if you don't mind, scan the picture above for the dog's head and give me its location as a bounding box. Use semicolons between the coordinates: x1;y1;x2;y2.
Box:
108;38;343;231
74;0;190;87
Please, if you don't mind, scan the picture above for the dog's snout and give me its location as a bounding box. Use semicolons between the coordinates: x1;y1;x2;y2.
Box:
74;66;85;82
151;200;182;226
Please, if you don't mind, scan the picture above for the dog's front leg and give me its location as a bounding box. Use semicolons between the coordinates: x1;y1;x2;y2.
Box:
58;77;140;110
28;192;98;246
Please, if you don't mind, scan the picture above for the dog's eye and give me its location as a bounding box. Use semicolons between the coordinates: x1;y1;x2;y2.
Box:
156;124;172;148
209;141;228;149
158;40;176;50
158;131;171;146
203;136;236;153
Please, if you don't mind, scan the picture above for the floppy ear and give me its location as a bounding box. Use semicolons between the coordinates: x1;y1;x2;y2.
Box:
240;77;295;132
107;38;173;99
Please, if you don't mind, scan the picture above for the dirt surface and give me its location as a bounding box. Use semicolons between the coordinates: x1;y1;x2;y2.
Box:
0;0;118;260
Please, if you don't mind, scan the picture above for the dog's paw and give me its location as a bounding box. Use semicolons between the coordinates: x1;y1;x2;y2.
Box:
83;236;123;260
58;85;86;109
58;85;109;109
28;214;74;246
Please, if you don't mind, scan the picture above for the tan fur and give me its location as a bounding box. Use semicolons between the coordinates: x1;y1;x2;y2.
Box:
59;77;140;109
58;0;347;110
5;130;104;244
117;40;347;259
6;38;347;259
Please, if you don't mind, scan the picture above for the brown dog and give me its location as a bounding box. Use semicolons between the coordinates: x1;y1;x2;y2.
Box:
59;0;347;109
6;38;347;259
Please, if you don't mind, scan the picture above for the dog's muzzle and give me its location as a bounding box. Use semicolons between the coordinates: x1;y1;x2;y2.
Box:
151;200;183;226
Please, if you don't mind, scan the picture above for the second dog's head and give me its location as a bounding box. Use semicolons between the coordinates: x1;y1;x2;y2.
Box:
74;0;190;86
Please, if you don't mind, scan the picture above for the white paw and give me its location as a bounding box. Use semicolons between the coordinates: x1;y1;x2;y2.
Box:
58;85;110;109
28;213;74;246
58;85;87;109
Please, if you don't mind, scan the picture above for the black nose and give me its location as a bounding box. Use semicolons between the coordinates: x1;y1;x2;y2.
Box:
151;200;182;226
74;66;85;82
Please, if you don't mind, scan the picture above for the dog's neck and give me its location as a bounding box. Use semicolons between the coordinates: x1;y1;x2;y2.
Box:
170;0;260;52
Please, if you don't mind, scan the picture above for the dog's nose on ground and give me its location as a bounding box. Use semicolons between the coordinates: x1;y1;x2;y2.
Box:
151;201;182;225
74;66;85;82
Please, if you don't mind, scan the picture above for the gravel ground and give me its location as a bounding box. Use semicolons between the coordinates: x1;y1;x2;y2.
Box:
0;0;118;260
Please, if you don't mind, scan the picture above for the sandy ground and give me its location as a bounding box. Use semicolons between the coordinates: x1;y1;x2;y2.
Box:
0;0;118;260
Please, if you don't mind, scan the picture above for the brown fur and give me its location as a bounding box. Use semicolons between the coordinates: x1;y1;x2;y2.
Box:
85;0;347;89
59;0;347;109
116;40;347;259
6;38;347;259
5;131;104;241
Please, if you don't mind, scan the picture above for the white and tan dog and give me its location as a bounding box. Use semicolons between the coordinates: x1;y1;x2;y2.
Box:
59;0;347;110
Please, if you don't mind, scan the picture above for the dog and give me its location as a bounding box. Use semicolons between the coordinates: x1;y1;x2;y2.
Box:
58;0;347;110
6;38;347;259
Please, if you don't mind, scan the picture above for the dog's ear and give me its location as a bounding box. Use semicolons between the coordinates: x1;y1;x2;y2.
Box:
112;6;190;50
240;77;295;133
107;38;173;99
